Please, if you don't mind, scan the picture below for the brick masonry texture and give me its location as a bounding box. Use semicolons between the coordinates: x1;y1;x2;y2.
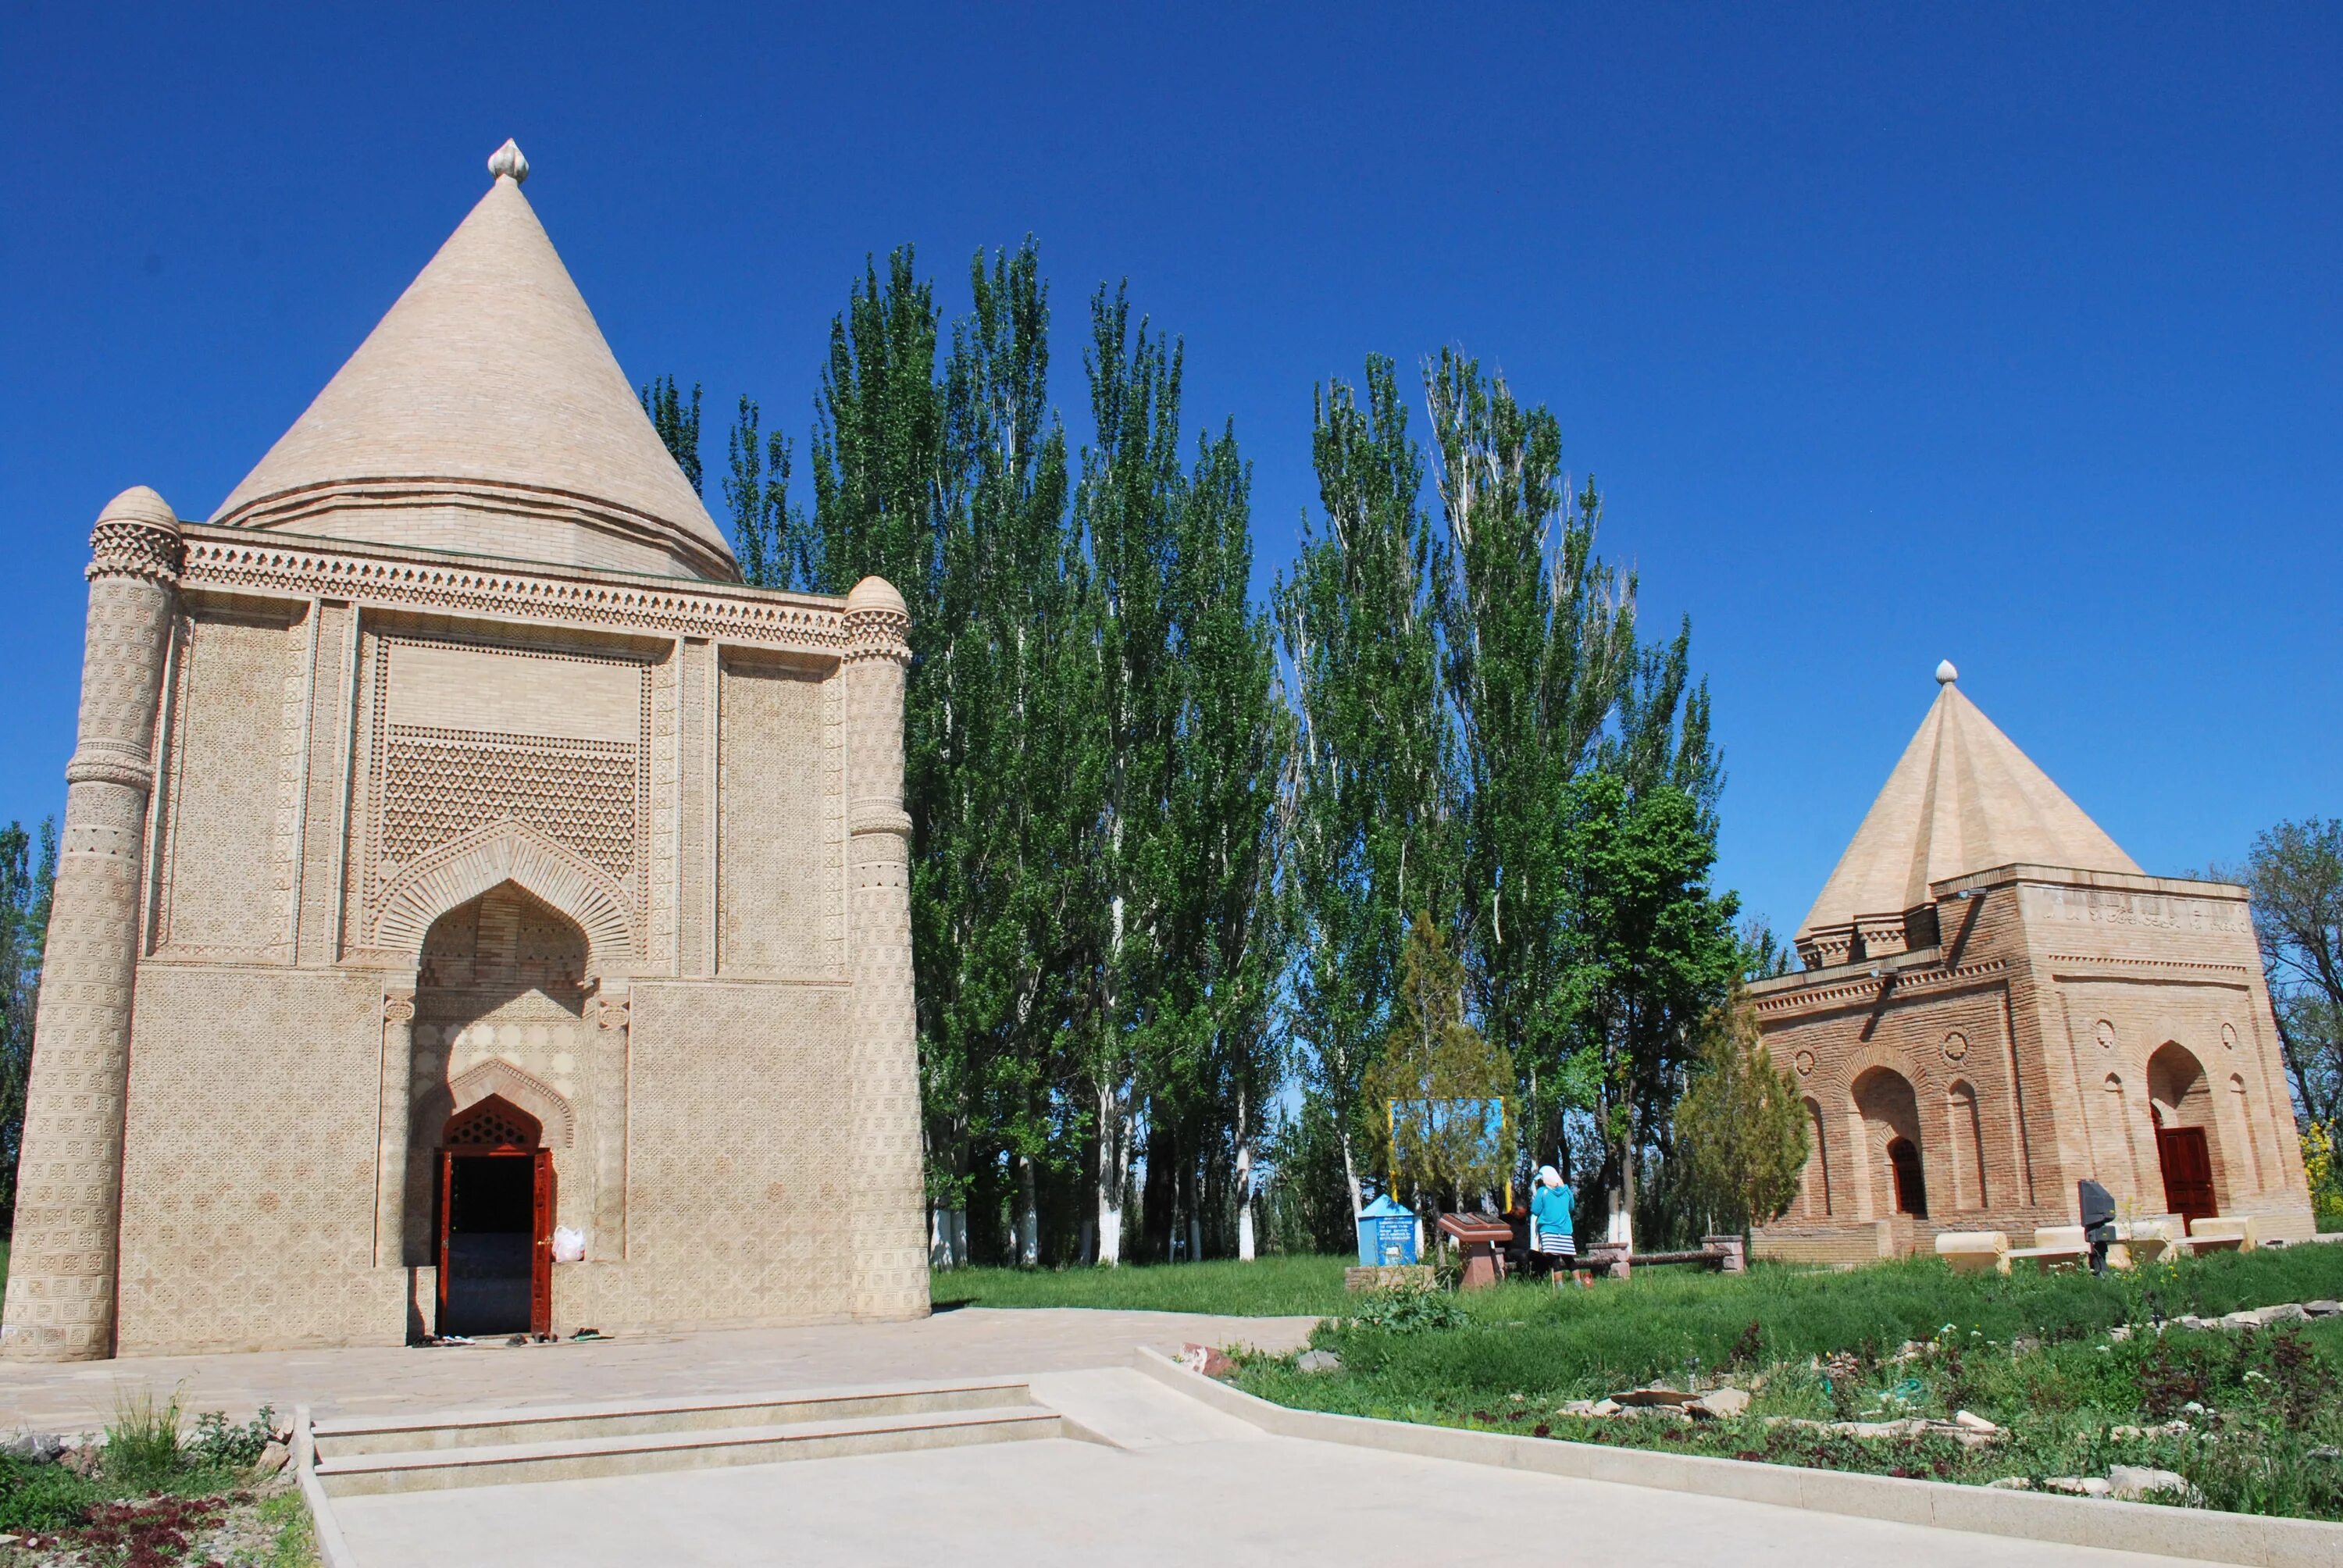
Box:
2;159;929;1358
1753;675;2314;1263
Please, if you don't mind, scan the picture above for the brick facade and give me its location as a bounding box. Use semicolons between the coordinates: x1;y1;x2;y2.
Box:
0;148;928;1360
1752;674;2313;1262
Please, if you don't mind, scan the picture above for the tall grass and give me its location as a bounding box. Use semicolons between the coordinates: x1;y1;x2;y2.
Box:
104;1383;187;1487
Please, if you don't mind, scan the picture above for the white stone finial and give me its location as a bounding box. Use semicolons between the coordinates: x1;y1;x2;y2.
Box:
1935;659;1959;686
488;139;530;186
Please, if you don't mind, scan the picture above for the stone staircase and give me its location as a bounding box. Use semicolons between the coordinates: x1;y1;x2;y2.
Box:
305;1377;1071;1496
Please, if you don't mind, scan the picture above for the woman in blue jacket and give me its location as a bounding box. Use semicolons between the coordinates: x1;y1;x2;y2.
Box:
1530;1164;1575;1278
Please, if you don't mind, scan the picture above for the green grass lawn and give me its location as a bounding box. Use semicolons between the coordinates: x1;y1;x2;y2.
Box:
1225;1245;2343;1520
932;1253;1352;1316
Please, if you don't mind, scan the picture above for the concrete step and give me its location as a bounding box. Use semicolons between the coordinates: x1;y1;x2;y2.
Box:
313;1402;1064;1495
312;1377;1039;1457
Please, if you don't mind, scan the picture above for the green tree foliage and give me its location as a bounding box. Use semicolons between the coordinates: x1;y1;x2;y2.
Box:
695;247;1288;1267
720;395;796;589
1079;287;1290;1263
1280;357;1454;1217
918;244;1088;1256
808;249;942;597
0;818;59;1228
1362;915;1514;1213
638;375;704;495
1676;985;1809;1237
1550;770;1742;1239
1423;351;1642;1193
662;290;1744;1263
2232;819;2343;1135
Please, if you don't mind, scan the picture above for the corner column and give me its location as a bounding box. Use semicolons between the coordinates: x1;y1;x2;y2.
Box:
592;980;630;1258
374;981;417;1267
840;579;929;1318
2;489;182;1361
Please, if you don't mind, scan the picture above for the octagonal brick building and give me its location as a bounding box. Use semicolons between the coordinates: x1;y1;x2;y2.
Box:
1;143;929;1359
1749;663;2314;1263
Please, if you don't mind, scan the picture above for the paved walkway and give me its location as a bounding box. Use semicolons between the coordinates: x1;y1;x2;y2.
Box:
0;1309;1317;1432
330;1367;2200;1568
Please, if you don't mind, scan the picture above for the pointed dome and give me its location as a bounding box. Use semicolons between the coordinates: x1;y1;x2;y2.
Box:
1796;669;2140;941
212;148;736;582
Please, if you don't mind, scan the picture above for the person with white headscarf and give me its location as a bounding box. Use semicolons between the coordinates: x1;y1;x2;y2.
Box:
1529;1164;1575;1272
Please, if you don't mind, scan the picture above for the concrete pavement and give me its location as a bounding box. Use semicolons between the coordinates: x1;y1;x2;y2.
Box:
0;1308;1317;1433
327;1367;2204;1568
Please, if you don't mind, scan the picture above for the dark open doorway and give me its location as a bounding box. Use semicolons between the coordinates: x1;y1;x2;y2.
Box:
1887;1136;1928;1218
437;1098;552;1338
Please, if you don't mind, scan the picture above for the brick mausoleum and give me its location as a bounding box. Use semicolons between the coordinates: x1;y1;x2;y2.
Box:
1;142;929;1361
1751;662;2314;1263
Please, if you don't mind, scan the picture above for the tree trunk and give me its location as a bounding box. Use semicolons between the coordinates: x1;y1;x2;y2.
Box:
1339;1124;1363;1218
1095;1081;1129;1266
1235;1085;1256;1261
1016;1149;1039;1266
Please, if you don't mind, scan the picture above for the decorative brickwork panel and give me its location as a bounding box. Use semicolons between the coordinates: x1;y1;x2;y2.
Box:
717;655;843;978
361;633;654;950
624;981;854;1322
152;604;304;959
115;966;398;1354
379;729;638;880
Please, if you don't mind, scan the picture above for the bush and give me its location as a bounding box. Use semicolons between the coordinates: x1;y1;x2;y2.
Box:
189;1406;278;1470
1347;1281;1465;1335
0;1454;101;1534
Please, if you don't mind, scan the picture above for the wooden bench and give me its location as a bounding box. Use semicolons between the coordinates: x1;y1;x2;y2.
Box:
1576;1235;1746;1281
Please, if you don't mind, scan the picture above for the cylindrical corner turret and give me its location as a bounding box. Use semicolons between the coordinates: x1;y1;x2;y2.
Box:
2;488;182;1361
839;577;926;1318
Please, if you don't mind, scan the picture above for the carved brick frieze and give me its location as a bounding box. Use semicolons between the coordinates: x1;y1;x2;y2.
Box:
88;518;184;586
178;529;847;656
1753;957;2010;1017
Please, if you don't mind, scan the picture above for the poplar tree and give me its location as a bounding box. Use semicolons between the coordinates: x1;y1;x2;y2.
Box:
918;243;1090;1265
719;395;797;590
0;818;58;1228
1279;357;1454;1217
1423;352;1640;1186
1076;287;1189;1263
640;375;704;495
808;250;942;597
1153;423;1289;1260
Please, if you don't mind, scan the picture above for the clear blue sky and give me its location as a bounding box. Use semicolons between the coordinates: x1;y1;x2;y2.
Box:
3;3;2337;939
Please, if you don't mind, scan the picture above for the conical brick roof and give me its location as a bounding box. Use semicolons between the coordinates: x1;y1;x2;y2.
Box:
1796;666;2139;941
211;143;736;581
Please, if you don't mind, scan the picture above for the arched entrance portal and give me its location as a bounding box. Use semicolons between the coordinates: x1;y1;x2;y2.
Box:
408;879;588;1340
1852;1066;1928;1221
439;1096;551;1338
2149;1042;2219;1224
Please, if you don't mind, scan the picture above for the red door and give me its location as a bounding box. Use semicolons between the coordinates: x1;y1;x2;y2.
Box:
2158;1126;2217;1223
437;1149;455;1318
530;1147;555;1338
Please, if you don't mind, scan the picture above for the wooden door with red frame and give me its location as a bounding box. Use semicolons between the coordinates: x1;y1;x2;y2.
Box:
530;1146;554;1338
2158;1124;2217;1224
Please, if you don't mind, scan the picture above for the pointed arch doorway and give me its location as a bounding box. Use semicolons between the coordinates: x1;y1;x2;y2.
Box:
438;1096;552;1338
